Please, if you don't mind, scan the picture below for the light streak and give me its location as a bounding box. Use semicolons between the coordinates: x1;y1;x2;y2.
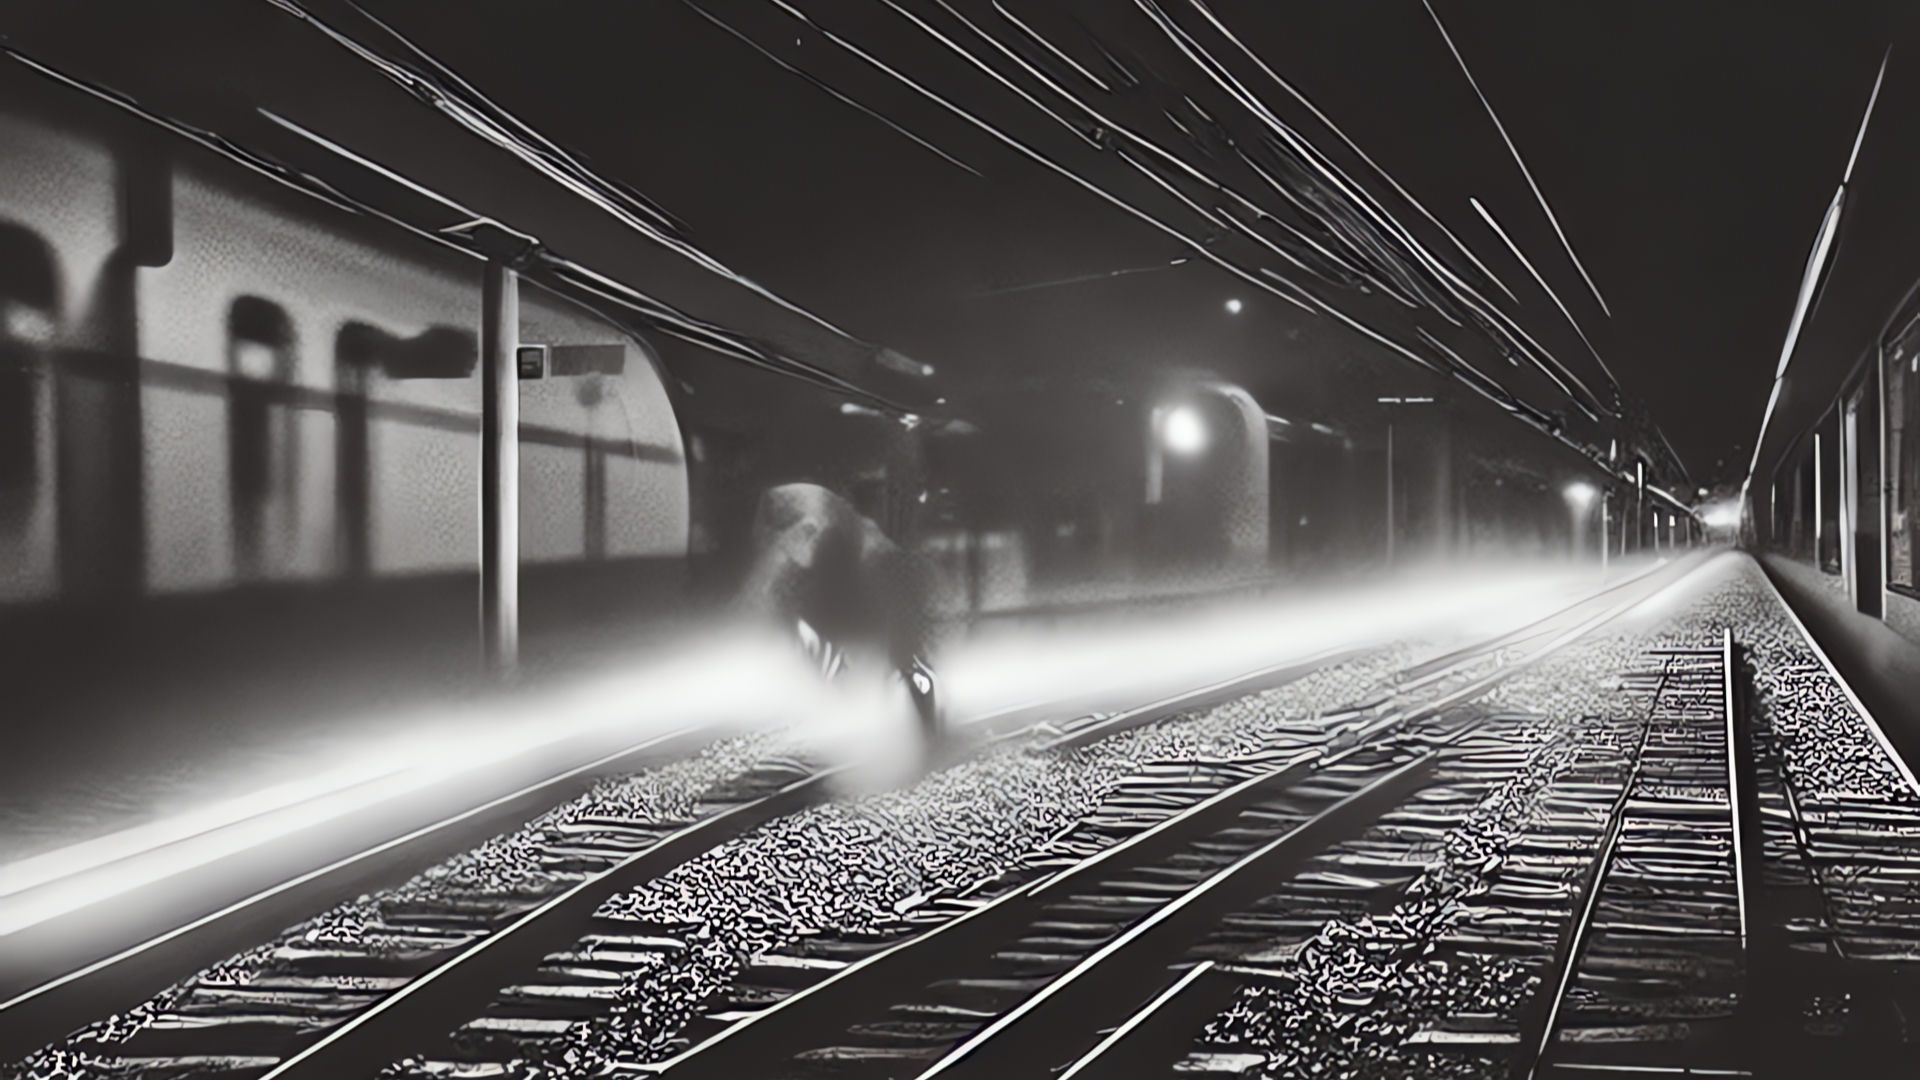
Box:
1424;0;1613;319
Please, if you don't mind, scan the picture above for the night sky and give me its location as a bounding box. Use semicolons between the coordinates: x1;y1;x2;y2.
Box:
14;0;1920;486
350;0;1920;485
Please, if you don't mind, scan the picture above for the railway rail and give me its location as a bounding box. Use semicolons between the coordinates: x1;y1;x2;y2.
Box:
562;559;1705;1078
1509;638;1745;1078
2;554;1754;1080
10;563;1688;1079
1150;558;1920;1079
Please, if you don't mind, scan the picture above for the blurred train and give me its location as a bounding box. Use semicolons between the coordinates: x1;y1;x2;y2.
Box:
1757;279;1920;645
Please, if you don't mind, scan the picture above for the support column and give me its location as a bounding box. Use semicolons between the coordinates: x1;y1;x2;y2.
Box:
1431;410;1454;560
1384;420;1395;568
1600;494;1611;576
481;262;519;675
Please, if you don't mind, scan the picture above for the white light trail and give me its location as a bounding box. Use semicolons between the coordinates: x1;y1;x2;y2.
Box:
0;633;821;936
1183;0;1520;303
756;0;1324;319
277;0;868;342
991;1;1111;92
755;0;1606;462
1469;197;1615;393
685;2;984;176
1740;48;1890;507
1423;0;1613;319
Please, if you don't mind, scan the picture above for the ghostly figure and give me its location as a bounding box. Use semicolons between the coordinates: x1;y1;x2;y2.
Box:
738;482;940;737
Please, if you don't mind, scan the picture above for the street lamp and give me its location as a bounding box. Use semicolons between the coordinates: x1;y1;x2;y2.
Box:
1564;481;1598;569
1701;500;1742;530
1224;298;1244;315
1162;405;1208;455
1147;402;1210;506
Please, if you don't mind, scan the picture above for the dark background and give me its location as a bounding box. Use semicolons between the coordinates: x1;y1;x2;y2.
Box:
10;0;1920;485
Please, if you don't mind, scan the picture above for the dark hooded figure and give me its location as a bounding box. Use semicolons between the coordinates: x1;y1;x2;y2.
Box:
738;482;941;736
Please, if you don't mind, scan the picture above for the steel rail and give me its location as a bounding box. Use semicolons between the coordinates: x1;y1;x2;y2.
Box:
653;557;1709;1077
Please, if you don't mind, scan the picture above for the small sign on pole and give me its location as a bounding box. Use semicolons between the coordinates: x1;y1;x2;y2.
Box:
516;344;548;381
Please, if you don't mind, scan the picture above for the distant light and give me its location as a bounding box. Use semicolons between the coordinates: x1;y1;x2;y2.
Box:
1163;405;1208;454
1310;422;1338;436
1224;298;1244;315
1564;481;1597;510
1697;487;1710;498
4;304;55;344
840;402;883;418
875;348;935;378
1701;500;1743;529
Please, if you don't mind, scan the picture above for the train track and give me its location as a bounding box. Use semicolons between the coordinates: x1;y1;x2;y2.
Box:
1049;708;1566;1079
1073;638;1748;1079
1733;574;1920;1073
1118;561;1920;1079
1504;585;1920;1077
0;631;1391;1077
3;558;1701;1079
560;561;1704;1078
1507;638;1746;1077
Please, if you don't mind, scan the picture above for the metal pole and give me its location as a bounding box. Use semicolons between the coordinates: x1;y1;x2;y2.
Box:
1814;431;1824;562
1385;420;1395;567
1881;341;1892;617
1600;495;1610;577
481;261;519;676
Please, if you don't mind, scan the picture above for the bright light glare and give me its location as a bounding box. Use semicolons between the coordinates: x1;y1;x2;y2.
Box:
940;559;1634;735
0;555;1661;939
1701;499;1743;529
1162;406;1208;454
1224;298;1244;315
1563;481;1597;510
0;631;819;937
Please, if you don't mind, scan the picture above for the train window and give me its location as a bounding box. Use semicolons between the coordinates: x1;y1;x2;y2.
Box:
0;223;60;506
1817;423;1841;574
226;296;299;580
228;297;294;376
1890;340;1918;593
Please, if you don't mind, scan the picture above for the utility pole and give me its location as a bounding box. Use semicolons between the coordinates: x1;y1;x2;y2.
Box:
1385;419;1395;568
481;261;519;676
1377;395;1435;569
1600;493;1611;577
